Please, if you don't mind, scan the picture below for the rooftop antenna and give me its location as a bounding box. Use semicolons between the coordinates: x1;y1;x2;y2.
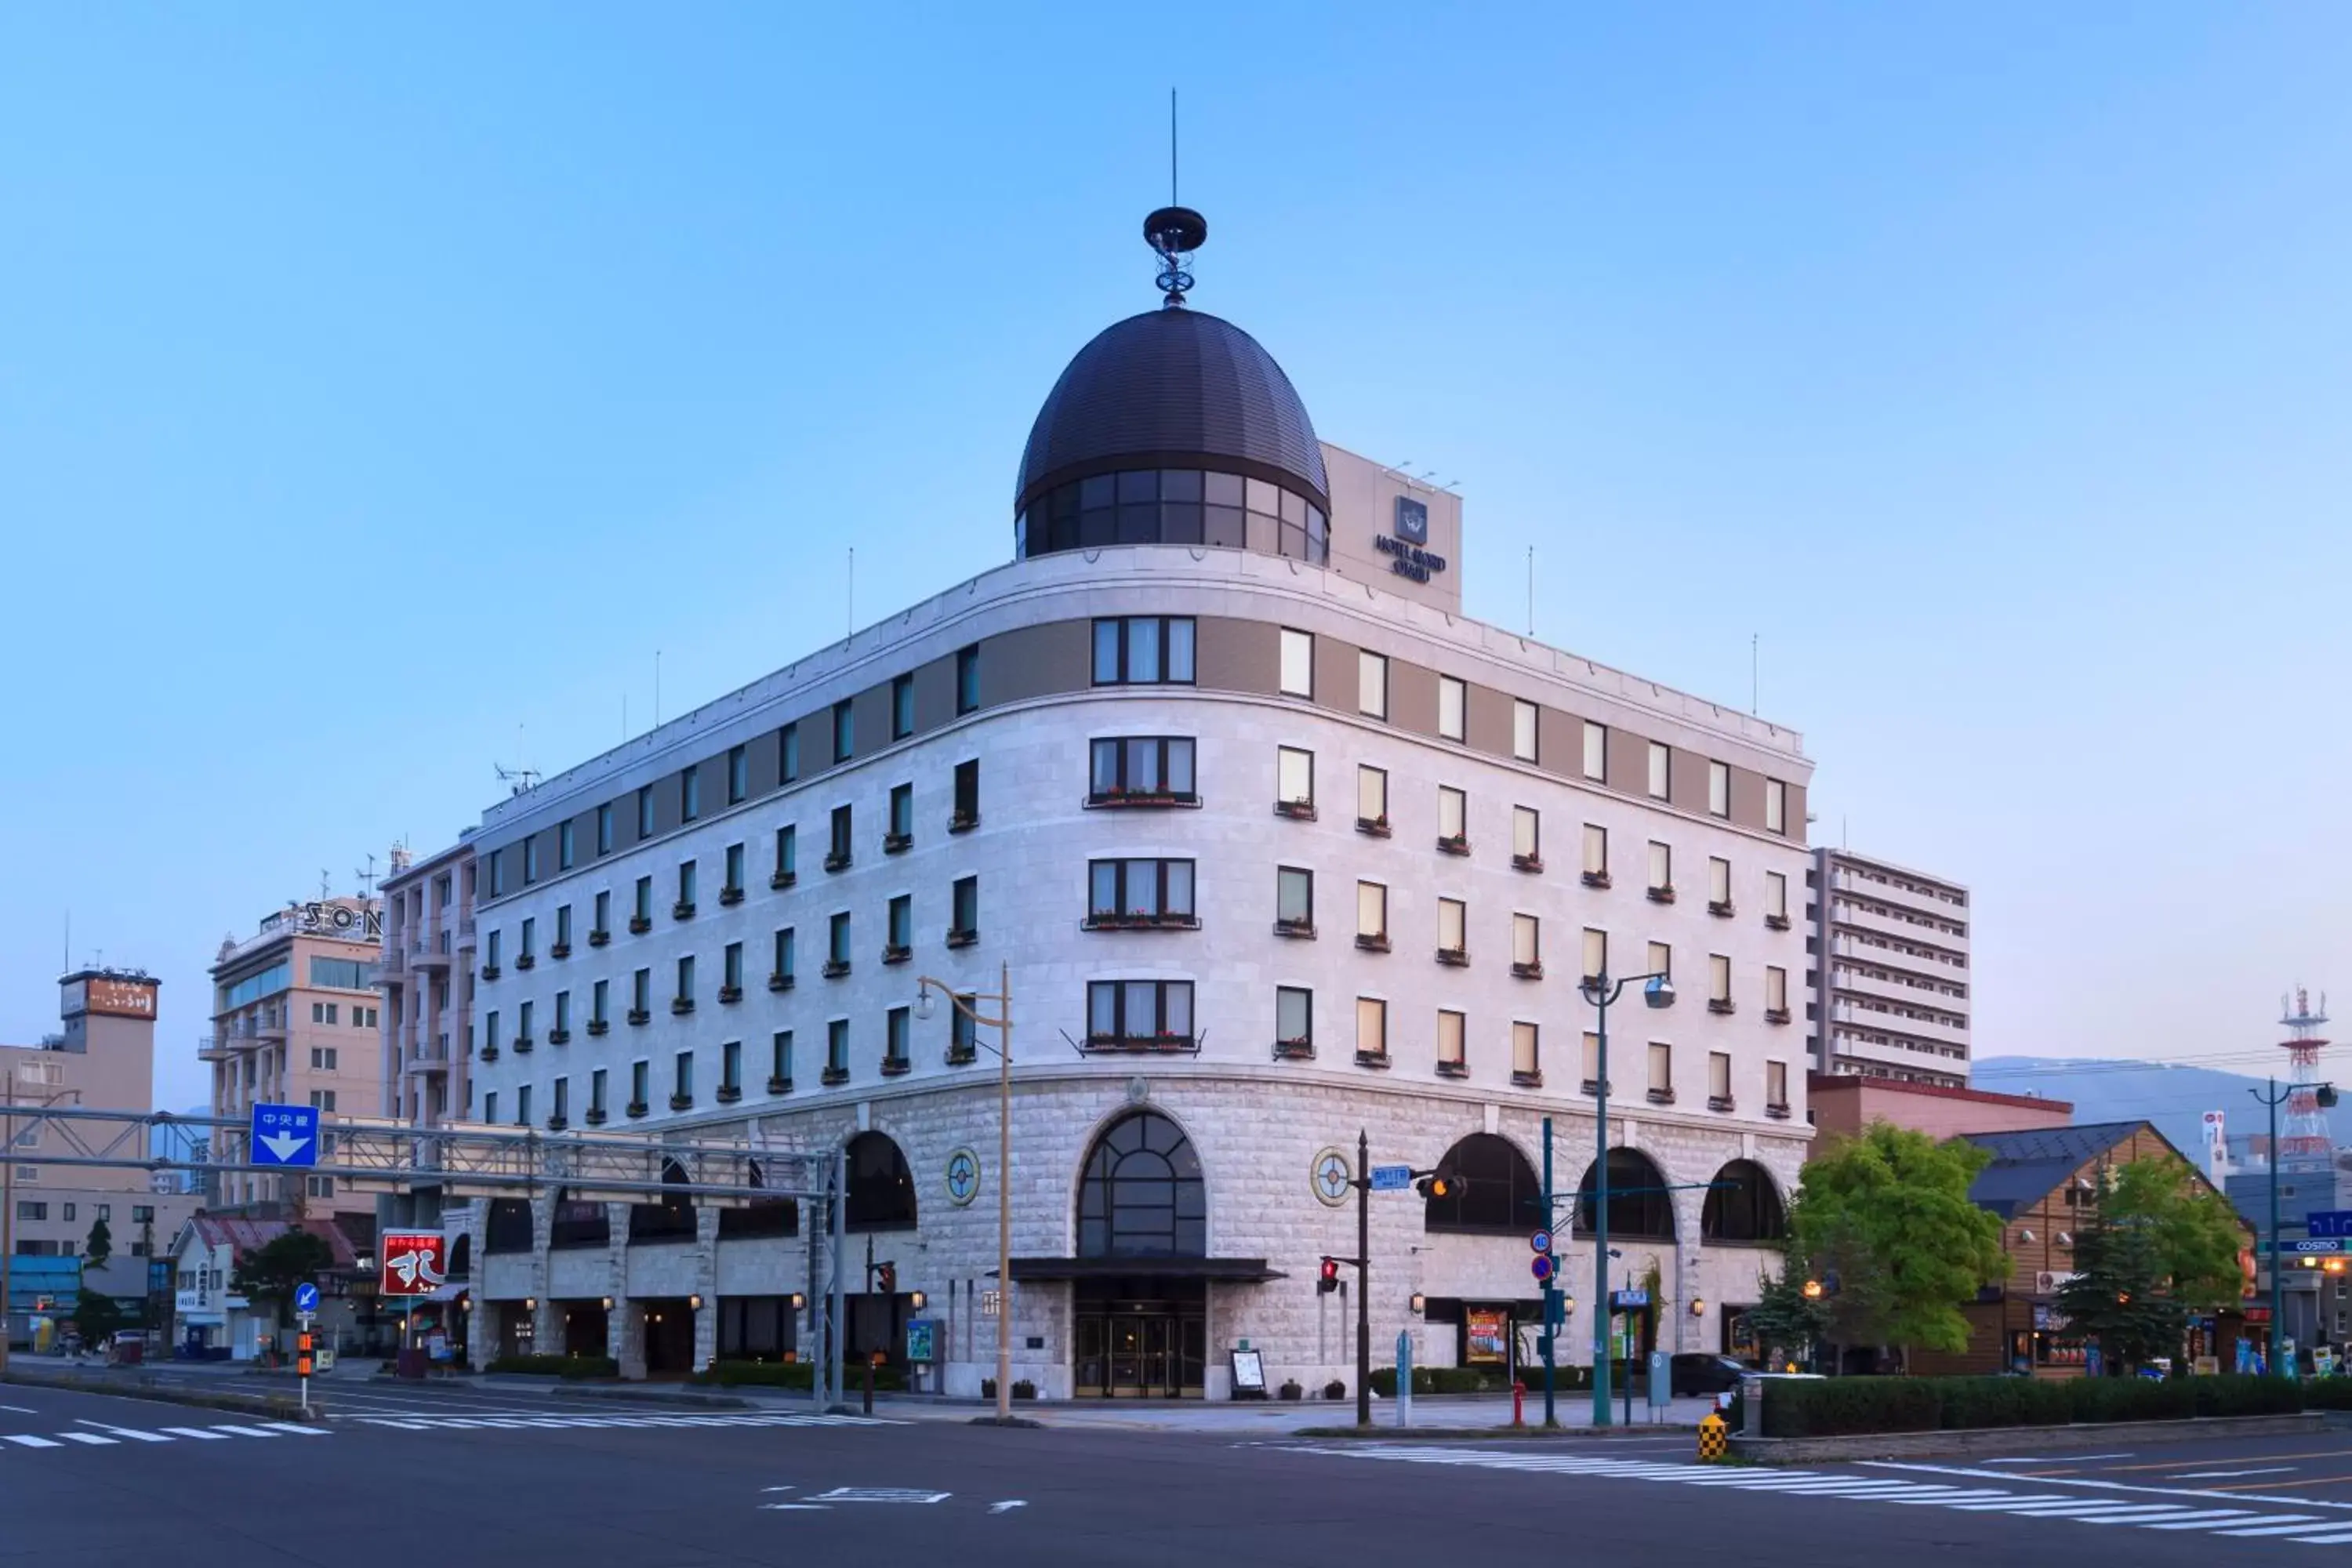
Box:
655;650;663;728
1751;633;1759;715
1526;546;1535;637
848;548;855;637
1144;89;1206;308
318;869;333;902
355;851;379;901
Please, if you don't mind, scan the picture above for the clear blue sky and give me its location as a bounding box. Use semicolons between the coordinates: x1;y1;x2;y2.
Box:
3;5;2346;1114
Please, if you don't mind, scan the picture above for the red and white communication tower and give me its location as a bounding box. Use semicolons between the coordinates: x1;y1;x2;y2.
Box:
2278;987;2334;1170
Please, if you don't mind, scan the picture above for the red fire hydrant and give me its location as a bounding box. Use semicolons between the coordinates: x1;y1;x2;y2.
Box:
1512;1381;1526;1427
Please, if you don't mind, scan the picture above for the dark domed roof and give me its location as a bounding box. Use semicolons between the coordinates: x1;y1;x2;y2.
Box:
1016;306;1329;516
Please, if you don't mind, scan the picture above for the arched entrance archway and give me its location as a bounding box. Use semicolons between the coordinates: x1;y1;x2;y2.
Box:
1071;1112;1208;1399
1700;1160;1788;1243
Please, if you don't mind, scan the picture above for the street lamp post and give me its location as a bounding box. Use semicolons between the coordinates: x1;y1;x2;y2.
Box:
916;964;1013;1425
2252;1076;2336;1377
1577;968;1675;1428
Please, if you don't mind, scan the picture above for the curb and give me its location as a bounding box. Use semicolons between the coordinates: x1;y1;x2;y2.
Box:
1291;1423;1697;1442
1730;1410;2325;1464
4;1367;322;1421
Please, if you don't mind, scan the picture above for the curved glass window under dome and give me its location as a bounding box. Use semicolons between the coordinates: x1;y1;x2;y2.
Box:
1018;468;1328;564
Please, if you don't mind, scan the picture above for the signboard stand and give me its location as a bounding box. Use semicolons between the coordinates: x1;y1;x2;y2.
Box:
292;1280;321;1417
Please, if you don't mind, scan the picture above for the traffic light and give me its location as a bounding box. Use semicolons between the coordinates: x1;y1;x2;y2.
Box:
1415;1172;1456;1200
877;1262;898;1295
296;1330;314;1377
1317;1256;1340;1294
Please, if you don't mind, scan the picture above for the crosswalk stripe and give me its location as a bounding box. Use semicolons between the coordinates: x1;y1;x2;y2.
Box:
2277;1530;2352;1544
158;1427;231;1440
2212;1519;2336;1537
56;1433;117;1446
258;1423;331;1436
2;1436;61;1448
2103;1511;2259;1529
82;1425;172;1443
207;1425;282;1439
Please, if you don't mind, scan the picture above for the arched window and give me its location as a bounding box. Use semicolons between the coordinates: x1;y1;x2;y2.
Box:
720;1158;801;1240
1574;1149;1676;1242
1423;1134;1544;1235
1700;1160;1787;1243
1078;1112;1205;1258
846;1132;917;1232
447;1232;473;1278
630;1157;696;1243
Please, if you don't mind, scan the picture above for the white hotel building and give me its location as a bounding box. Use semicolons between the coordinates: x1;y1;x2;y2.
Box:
403;214;1818;1396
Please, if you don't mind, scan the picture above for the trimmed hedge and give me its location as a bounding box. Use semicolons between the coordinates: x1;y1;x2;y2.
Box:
485;1353;619;1380
1367;1365;1594;1397
1762;1373;2308;1438
699;1359;905;1391
2301;1378;2352;1410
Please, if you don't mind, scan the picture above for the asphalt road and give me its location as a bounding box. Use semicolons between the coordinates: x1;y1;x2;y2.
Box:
4;1380;2351;1565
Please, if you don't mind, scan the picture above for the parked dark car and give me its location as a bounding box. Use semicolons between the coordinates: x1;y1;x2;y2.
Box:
1669;1353;1750;1396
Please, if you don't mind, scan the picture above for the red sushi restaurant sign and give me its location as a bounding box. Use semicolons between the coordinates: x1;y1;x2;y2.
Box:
379;1229;448;1298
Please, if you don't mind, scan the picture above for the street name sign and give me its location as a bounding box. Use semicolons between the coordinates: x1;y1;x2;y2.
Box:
249;1103;320;1167
2307;1210;2352;1240
1368;1164;1413;1192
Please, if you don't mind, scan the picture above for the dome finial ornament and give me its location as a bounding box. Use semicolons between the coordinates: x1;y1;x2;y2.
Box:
1145;89;1203;307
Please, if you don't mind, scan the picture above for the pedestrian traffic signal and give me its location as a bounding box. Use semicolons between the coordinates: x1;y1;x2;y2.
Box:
1318;1256;1340;1294
877;1262;898;1295
1415;1172;1456;1200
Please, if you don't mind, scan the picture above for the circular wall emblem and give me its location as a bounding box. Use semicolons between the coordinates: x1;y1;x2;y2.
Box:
1312;1146;1352;1207
945;1147;982;1207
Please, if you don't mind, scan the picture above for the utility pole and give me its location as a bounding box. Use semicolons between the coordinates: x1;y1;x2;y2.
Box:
1541;1116;1557;1426
2253;1076;2298;1377
1356;1128;1371;1429
1;1070;14;1378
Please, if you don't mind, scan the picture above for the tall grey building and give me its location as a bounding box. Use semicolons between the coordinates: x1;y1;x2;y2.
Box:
1808;848;1972;1087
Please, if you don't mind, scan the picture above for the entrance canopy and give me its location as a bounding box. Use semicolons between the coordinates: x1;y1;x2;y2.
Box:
1007;1257;1280;1283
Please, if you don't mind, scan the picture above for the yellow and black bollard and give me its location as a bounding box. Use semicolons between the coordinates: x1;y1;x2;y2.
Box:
1697;1410;1729;1462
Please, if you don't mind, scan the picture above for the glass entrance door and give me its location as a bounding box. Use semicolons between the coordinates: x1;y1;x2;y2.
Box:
1072;1279;1210;1398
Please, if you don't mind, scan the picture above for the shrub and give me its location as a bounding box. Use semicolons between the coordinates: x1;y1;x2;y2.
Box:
2192;1374;2299;1418
1323;1379;1347;1400
2067;1374;2193;1425
1011;1379;1037;1400
1370;1365;1532;1396
2302;1378;2352;1410
1936;1377;2071;1430
702;1359;815;1390
485;1353;617;1379
1278;1379;1304;1401
1762;1377;1939;1438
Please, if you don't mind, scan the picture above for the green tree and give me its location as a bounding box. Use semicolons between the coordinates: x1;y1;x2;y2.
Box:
82;1215;112;1271
1743;1244;1836;1370
229;1230;334;1315
1791;1123;2008;1359
71;1287;125;1346
2056;1156;2249;1371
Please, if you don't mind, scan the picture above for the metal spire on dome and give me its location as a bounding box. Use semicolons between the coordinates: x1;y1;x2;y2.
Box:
1144;89;1205;308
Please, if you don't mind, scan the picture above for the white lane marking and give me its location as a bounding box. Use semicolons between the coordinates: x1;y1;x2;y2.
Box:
2172;1467;2298;1479
158;1428;231;1440
2;1436;61;1448
2203;1517;2328;1535
761;1503;829;1511
258;1422;331;1436
206;1425;282;1438
0;1405;40;1414
2278;1530;2352;1544
1978;1454;2136;1465
75;1422;172;1443
1861;1460;2352;1514
989;1501;1027;1514
56;1433;117;1446
808;1487;950;1504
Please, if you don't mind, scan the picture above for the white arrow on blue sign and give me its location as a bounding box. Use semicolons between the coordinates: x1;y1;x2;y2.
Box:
249;1102;321;1167
1368;1164;1414;1192
293;1282;321;1315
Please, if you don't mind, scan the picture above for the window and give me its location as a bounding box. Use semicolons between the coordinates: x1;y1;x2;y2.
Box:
1359;651;1388;718
1583;721;1607;782
675;955;695;1009
637;785;655;839
949;1000;978;1063
887;782;913;847
1766;965;1788;1017
1276;866;1314;931
554;990;572;1035
722;843;745;898
891;673;914;739
632;968;651;1018
132;1204;152;1224
677;859;697;911
1766;870;1788;922
485;1010;500;1051
1356;881;1388;946
1581;1031;1604;1091
728;744;748;804
1767;1059;1789;1109
559;820;575;871
309;1089;338;1112
1437;784;1466;846
552;1076;569;1125
828;911;851;967
775;825;797;883
482;1091;498;1124
1357;764;1388;829
1092;615;1196;685
828;804;852;868
832;699;854;763
1708;760;1731;819
590;1068;608;1119
64;1203;75;1223
885;1007;910;1071
519;916;536;960
952;875;979;938
514;1084;531;1126
1437;897;1466;959
14;1202;44;1221
1648;742;1671;801
591;978;608;1027
1439;676;1466;741
1766;779;1788;835
1512;913;1541;975
953;758;980;825
1276;986;1312;1055
596;804;614;856
780;722;800;784
1277;746;1314;810
1512;699;1537;762
96;1205;110;1221
1709;1051;1733;1108
522;836;539;885
956;644;980;715
630;1059;648;1111
555;904;572;950
1512;1021;1541;1083
681;767;701;822
488;848;505;898
1085;979;1195;1044
1438;1010;1466;1074
1512;805;1541;868
886;894;912;953
1647;940;1672;980
1709;856;1732;912
1583;927;1608;985
1091;736;1196;803
633;875;653;924
1648;1041;1672;1098
827;1018;850;1080
1582;823;1608;883
771;1031;793;1087
1279;628;1314;697
486;929;503;970
674;1050;695;1104
1710;953;1733;1008
1088;859;1196;925
1356;996;1388;1062
723;942;744;995
1077;1112;1206;1258
1648;840;1672;896
773;927;796;985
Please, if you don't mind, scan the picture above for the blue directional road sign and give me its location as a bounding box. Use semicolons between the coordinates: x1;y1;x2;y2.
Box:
293;1282;321;1315
1530;1229;1553;1254
250;1102;320;1167
1368;1164;1414;1192
2308;1211;2352;1240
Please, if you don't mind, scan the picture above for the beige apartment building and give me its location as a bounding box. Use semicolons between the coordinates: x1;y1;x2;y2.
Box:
3;969;200;1340
1808;846;1973;1087
204;898;384;1215
376;837;481;1129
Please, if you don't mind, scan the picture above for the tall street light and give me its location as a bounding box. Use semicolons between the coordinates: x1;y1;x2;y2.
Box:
2252;1076;2336;1377
1577;967;1675;1427
915;964;1013;1425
